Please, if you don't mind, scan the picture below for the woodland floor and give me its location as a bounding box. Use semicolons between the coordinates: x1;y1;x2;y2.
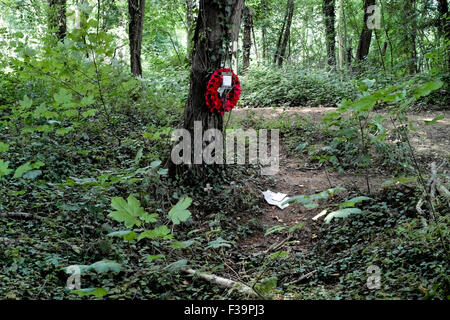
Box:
1;106;448;300
232;107;449;281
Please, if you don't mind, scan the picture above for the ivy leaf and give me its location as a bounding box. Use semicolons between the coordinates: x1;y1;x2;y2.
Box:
23;170;42;180
206;237;233;249
168;197;192;225
108;195;146;228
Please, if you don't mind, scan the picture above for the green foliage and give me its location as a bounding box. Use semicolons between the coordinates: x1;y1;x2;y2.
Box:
241;65;356;108
108;195;154;229
168;197;193;225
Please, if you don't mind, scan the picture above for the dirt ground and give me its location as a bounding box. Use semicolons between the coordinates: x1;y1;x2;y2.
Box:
232;107;449;255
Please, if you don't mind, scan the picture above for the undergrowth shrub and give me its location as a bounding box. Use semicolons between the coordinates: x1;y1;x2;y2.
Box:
240;65;356;108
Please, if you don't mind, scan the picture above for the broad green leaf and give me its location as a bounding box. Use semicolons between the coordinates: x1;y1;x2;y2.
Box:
72;288;108;298
147;254;165;262
108;195;147;228
324;208;363;224
339;196;373;209
255;277;277;295
107;230;137;241
19;95;33;109
413;81;444;99
164;259;188;272
54;88;72;105
424;115;444;126
171;239;195;249
0;142;9;152
14;161;45;179
138;225;172;241
89;260;122;274
265;225;286;236
288;223;305;233
0;159;13;177
269;251;289;260
168;197;192;225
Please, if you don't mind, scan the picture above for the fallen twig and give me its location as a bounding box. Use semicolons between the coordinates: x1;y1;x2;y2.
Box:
0;211;43;220
181;268;258;297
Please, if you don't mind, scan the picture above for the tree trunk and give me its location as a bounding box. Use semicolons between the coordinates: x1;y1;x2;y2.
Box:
356;0;375;61
48;0;67;41
323;0;336;69
261;0;267;60
128;0;146;77
277;0;295;67
437;0;449;39
437;0;449;69
242;6;252;72
186;0;195;62
170;0;244;177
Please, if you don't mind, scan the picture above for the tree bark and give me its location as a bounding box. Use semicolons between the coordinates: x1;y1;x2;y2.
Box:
128;0;146;77
277;0;295;67
242;6;252;72
356;0;375;61
437;0;449;39
261;0;267;60
170;0;244;177
186;0;195;62
48;0;67;41
323;0;336;69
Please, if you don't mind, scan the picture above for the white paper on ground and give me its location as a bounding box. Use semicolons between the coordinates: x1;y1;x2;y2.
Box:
262;190;290;210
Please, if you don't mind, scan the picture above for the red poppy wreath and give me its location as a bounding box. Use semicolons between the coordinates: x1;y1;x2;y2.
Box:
205;68;241;115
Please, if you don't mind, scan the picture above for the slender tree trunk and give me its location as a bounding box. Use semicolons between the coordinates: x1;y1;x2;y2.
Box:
48;0;67;41
356;0;375;61
437;0;449;69
277;0;295;67
242;6;252;72
261;0;267;60
274;3;288;64
128;0;146;77
323;0;336;69
186;0;195;61
170;0;244;176
437;0;449;39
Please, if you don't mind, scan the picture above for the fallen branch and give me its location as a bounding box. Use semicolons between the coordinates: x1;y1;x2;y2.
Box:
0;211;43;220
181;268;258;297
